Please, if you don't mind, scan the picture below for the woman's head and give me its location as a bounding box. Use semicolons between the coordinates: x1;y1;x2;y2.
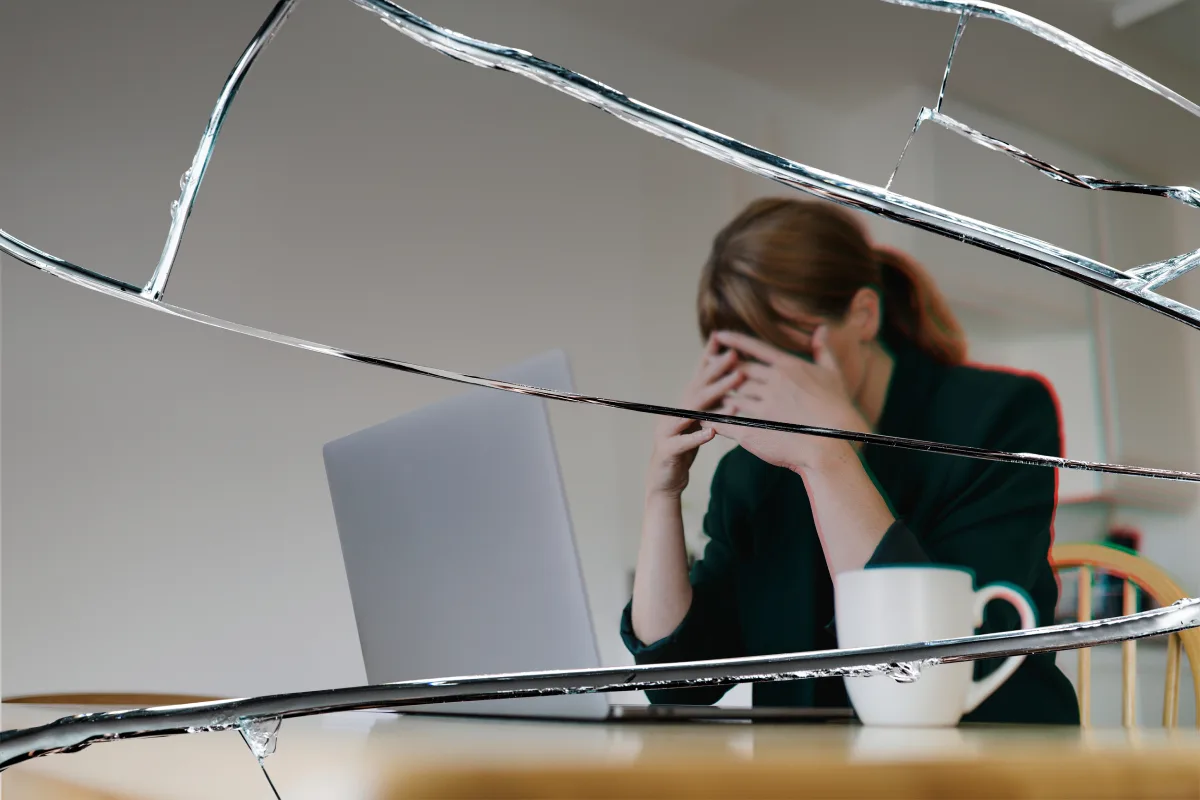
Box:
697;198;966;391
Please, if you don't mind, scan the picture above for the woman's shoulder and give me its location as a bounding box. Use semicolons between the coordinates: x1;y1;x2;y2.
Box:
937;360;1058;407
928;360;1062;449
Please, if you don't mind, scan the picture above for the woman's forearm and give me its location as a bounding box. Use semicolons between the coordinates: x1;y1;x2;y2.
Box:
630;491;694;645
798;441;895;576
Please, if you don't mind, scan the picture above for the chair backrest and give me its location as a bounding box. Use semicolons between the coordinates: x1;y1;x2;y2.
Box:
1050;542;1200;728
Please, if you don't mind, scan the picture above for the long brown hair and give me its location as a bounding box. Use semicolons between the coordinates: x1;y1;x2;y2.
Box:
697;198;966;364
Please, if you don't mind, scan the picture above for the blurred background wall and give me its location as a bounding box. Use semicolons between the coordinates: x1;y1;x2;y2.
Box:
3;0;1198;722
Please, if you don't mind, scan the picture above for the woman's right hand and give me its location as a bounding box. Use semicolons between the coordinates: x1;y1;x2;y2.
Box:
645;336;744;499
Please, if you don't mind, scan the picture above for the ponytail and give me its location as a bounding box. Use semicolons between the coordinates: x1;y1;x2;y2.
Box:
697;198;968;365
874;246;967;365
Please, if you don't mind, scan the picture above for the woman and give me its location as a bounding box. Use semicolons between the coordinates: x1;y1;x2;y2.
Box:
621;198;1079;724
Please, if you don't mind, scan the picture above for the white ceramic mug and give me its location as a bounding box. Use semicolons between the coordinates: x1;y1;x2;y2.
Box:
835;565;1036;727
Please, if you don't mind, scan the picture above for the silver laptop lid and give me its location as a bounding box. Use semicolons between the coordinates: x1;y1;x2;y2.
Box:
323;350;608;719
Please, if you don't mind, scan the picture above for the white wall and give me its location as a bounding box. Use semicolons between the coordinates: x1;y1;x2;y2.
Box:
0;0;927;698
3;0;1197;710
1110;191;1200;586
1055;182;1200;728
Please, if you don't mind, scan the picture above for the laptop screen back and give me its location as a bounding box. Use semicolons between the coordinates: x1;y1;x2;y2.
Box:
324;350;608;719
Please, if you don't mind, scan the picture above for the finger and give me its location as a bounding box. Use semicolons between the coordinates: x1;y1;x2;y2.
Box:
700;335;726;371
739;361;774;384
704;333;721;357
690;336;724;383
665;426;716;455
813;325;840;374
699;348;739;384
712;330;781;365
662;415;697;436
727;396;763;418
707;410;743;442
693;369;744;408
708;425;736;442
700;398;735;427
696;350;729;388
733;384;765;402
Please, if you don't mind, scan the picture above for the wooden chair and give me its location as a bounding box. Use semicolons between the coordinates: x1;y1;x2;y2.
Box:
1050;542;1200;728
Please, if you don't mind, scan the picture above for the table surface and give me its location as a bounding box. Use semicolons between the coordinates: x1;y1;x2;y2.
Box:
3;703;1200;799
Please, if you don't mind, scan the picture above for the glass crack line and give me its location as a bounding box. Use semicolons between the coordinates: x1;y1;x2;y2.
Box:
5;255;1200;483
1127;250;1200;291
239;717;283;800
145;0;303;301
6;0;1198;319
898;107;1200;289
2;598;1197;771
4;0;1200;480
877;0;1200;122
886;11;966;191
936;13;967;113
358;0;1200;316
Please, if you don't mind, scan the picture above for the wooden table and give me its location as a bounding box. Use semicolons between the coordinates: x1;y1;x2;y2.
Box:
3;703;1199;799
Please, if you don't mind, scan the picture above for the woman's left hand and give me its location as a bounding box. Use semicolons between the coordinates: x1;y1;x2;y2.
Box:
704;328;870;472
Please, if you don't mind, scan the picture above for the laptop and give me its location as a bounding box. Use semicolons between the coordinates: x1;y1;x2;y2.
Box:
323;349;854;722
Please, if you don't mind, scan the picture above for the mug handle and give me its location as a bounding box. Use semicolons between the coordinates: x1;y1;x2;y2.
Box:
963;582;1037;713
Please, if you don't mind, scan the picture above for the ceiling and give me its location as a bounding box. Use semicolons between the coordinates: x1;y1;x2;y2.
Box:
546;0;1200;183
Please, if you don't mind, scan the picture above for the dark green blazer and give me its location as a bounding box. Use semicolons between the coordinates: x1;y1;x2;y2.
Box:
621;340;1080;725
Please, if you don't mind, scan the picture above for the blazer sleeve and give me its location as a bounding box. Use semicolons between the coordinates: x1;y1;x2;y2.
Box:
865;376;1061;634
619;458;745;705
